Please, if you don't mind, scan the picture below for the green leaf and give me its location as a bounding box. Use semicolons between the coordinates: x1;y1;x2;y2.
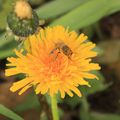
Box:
0;49;14;58
0;104;24;120
63;94;81;108
0;39;17;59
36;0;88;19
90;112;120;120
0;33;14;47
0;32;18;59
14;91;40;112
51;0;120;30
80;71;108;96
0;0;15;29
79;96;90;120
82;25;95;39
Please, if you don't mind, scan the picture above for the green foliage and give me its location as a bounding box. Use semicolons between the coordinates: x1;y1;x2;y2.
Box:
0;0;120;119
0;0;16;30
36;0;88;19
82;25;95;39
90;112;120;120
0;104;23;120
80;97;90;120
0;33;14;47
50;0;120;30
80;71;108;96
1;0;120;58
14;91;40;112
29;0;44;6
0;33;17;59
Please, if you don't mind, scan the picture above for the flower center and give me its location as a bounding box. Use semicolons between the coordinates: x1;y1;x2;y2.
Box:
43;49;64;74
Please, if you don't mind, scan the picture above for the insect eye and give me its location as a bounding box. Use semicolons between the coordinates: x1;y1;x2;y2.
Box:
62;46;69;52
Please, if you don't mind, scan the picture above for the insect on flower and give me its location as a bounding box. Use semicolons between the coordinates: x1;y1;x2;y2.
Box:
5;26;101;98
6;0;44;43
50;42;73;59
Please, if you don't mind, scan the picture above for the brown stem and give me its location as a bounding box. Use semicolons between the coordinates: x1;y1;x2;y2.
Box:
38;94;52;120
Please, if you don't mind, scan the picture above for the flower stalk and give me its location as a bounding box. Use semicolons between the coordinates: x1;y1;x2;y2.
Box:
51;95;59;120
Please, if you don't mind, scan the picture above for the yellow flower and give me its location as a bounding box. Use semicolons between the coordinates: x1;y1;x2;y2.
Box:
5;26;100;98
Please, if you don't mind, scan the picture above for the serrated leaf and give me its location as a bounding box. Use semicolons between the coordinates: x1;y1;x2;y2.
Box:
36;0;88;19
51;0;120;30
0;104;23;120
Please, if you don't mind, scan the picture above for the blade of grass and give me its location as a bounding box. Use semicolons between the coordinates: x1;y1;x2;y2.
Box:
36;0;88;19
0;104;24;120
50;0;120;30
0;0;16;29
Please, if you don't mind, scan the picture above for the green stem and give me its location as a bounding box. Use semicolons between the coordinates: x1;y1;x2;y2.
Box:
80;96;90;120
51;95;59;120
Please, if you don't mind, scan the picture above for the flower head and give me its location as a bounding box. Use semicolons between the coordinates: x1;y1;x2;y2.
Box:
5;26;100;98
14;0;32;19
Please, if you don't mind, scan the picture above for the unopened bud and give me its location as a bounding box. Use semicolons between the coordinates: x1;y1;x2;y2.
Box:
14;0;32;19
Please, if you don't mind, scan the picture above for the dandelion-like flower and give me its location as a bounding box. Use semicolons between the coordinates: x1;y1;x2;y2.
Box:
5;26;100;98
